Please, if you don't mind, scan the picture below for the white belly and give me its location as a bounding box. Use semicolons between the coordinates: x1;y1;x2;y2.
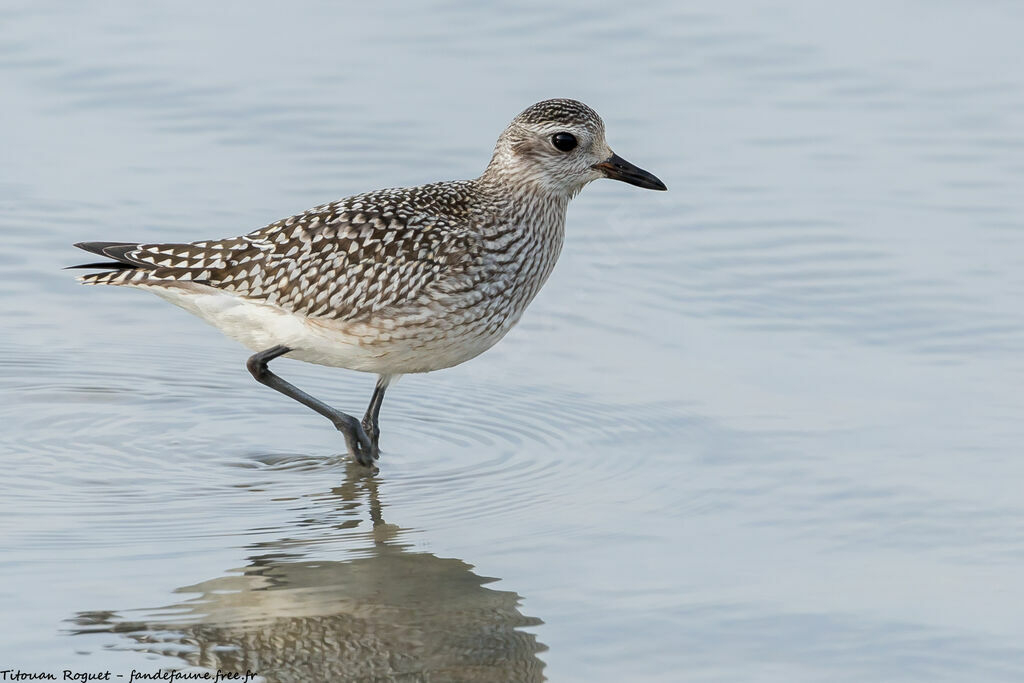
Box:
141;282;509;374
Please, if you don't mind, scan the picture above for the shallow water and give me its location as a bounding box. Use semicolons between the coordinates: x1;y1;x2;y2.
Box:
2;1;1024;681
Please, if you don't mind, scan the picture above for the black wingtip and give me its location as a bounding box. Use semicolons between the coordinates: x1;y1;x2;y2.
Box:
70;241;143;272
72;240;144;268
65;261;135;270
75;241;116;255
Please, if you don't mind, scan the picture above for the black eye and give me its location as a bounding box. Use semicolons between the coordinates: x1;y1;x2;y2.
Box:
551;132;578;152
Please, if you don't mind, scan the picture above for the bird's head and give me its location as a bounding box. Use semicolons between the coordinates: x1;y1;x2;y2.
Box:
483;98;666;198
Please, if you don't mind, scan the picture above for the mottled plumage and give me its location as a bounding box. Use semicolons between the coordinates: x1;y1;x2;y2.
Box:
79;183;487;322
72;98;666;466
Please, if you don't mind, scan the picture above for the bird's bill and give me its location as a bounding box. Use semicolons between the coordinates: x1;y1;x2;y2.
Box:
592;153;667;191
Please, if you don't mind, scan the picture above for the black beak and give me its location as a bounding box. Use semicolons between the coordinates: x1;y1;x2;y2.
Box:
592;153;667;191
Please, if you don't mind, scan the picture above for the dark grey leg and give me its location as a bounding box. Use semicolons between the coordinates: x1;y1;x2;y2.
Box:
361;374;390;451
246;345;377;466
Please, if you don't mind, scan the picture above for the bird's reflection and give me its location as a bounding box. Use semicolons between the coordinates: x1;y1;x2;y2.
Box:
69;460;546;682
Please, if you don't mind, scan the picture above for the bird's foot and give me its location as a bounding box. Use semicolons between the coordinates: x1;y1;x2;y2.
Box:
361;416;381;450
333;416;379;467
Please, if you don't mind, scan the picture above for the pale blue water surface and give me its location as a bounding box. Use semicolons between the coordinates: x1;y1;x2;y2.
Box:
2;1;1024;681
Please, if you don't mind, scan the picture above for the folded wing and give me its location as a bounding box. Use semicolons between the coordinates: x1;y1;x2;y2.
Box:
72;187;487;322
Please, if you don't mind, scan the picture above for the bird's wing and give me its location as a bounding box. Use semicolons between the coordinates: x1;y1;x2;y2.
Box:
75;186;490;321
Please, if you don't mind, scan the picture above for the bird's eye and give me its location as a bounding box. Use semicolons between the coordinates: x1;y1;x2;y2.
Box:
551;132;578;152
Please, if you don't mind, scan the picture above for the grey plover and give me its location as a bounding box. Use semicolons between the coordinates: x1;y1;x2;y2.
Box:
71;99;666;466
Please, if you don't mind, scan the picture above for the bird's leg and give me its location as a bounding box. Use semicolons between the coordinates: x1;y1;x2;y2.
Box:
246;345;377;466
361;375;390;451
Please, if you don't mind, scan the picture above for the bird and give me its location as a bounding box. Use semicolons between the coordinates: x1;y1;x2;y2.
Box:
70;98;666;467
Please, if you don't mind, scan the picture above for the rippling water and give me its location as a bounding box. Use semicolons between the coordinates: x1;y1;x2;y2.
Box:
2;1;1024;681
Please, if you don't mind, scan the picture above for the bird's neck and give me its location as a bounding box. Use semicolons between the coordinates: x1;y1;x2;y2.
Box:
473;174;568;247
476;165;570;225
470;172;568;309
